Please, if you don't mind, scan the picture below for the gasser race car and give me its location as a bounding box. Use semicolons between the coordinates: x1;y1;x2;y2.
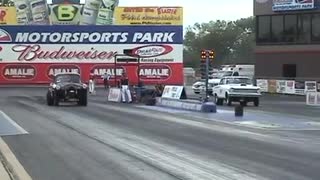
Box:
46;73;88;106
212;76;261;106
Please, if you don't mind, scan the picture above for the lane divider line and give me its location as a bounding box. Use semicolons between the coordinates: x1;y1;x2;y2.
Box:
0;111;29;135
0;137;32;180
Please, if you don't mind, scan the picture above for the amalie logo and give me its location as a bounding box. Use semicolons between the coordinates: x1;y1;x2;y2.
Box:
91;65;125;78
47;64;81;79
138;64;171;80
131;45;173;58
3;64;36;80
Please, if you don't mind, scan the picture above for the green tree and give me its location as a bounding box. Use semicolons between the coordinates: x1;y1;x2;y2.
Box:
183;17;255;68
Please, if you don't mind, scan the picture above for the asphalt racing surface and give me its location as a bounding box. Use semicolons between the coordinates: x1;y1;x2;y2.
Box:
0;87;320;180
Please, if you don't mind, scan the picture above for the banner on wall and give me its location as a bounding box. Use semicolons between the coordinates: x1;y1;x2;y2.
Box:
14;0;33;25
49;4;82;25
285;80;295;94
0;7;17;25
273;0;315;11
256;79;268;92
0;25;183;85
80;0;101;25
29;0;50;24
276;80;286;94
96;0;119;25
295;80;305;95
305;81;317;92
114;6;183;25
268;80;277;93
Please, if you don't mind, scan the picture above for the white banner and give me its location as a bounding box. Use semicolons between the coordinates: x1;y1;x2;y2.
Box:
0;44;182;63
108;88;121;102
257;79;268;92
305;81;317;93
306;92;320;106
276;80;286;94
285;80;295;94
162;85;184;100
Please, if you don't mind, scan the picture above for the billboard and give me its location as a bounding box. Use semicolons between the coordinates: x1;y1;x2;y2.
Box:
272;0;315;11
96;0;119;25
0;7;17;25
0;25;183;85
49;4;82;25
114;7;183;25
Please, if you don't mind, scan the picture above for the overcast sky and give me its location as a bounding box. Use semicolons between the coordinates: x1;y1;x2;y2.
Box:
118;0;253;26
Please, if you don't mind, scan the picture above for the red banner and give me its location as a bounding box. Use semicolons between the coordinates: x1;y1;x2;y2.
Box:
0;63;183;85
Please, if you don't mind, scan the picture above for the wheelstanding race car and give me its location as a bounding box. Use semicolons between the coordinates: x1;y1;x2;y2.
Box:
46;73;88;106
212;76;261;106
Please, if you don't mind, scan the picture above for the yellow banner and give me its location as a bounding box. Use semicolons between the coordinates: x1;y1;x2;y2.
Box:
0;7;17;25
114;7;183;25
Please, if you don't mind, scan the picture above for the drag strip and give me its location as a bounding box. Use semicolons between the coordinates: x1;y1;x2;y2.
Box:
0;89;319;180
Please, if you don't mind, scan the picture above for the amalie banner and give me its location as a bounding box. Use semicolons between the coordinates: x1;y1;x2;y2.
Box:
114;7;183;25
0;25;183;85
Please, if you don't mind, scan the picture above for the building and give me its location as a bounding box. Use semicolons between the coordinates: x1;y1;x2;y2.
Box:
254;0;320;81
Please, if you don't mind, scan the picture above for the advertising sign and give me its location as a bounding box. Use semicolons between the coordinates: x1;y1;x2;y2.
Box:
114;7;183;25
272;0;314;11
80;0;101;25
276;80;286;94
162;85;185;100
305;81;317;92
0;7;17;25
29;0;50;24
14;0;33;25
285;80;295;94
96;0;119;25
0;25;183;85
268;80;277;93
295;80;305;95
49;4;82;25
108;88;121;102
256;79;268;92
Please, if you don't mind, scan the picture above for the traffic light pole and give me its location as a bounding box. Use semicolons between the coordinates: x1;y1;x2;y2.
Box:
205;54;209;102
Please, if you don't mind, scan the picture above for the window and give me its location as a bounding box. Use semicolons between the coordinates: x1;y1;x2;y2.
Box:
271;15;284;42
256;13;320;44
284;15;297;42
257;16;271;43
312;14;320;42
297;14;311;43
282;64;296;78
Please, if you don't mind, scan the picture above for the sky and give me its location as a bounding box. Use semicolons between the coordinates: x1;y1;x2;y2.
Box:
118;0;253;26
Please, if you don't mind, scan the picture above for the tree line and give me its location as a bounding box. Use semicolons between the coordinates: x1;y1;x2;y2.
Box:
183;17;255;68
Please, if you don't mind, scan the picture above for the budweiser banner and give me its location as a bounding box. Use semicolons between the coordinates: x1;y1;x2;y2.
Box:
0;25;183;85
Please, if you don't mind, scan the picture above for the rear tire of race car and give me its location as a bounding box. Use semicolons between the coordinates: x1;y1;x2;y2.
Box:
254;98;259;107
46;92;53;106
215;95;223;106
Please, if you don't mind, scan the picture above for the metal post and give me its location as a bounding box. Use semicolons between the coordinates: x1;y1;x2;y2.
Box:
114;54;117;87
205;51;209;102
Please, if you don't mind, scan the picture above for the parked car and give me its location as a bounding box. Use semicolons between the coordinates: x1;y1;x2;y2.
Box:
46;73;88;106
192;80;214;95
212;76;261;106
